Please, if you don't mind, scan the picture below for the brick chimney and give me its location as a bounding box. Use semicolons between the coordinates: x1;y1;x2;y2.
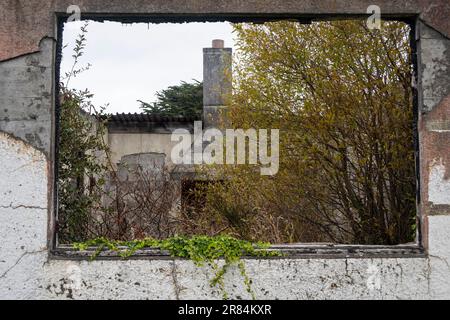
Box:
203;39;232;129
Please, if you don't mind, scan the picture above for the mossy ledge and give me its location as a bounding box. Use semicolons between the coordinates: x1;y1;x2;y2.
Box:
74;235;282;299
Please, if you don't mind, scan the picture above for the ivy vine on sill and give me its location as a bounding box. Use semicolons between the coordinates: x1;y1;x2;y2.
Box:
73;235;282;299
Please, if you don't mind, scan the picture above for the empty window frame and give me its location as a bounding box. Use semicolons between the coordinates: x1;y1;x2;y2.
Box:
53;14;423;257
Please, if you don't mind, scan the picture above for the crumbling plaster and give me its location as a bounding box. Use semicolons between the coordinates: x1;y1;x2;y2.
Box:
0;1;450;299
0;132;449;299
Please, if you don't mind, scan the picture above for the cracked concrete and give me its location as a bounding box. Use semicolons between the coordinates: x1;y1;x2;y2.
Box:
1;1;450;300
171;260;184;300
0;131;445;300
0;250;47;280
0;205;47;210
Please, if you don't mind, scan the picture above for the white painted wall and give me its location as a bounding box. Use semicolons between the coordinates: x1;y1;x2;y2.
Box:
429;160;450;205
1;131;450;300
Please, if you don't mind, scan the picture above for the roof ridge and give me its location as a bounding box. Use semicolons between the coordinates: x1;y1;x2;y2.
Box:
107;112;200;124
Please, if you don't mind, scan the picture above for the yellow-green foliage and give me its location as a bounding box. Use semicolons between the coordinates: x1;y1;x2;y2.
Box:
203;20;416;245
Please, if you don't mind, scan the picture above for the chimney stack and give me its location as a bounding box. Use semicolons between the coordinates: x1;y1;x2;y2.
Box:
203;39;232;129
212;39;225;49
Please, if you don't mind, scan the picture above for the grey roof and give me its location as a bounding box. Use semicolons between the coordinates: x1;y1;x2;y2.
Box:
108;113;199;124
106;113;197;134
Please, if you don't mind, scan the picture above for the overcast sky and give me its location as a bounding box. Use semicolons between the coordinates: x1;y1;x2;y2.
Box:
61;21;236;114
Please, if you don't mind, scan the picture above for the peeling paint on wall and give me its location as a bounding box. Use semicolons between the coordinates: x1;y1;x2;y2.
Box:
1;0;450;300
1;117;450;300
429;160;450;205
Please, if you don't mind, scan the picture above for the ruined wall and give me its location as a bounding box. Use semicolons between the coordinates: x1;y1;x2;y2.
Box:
1;1;449;62
0;38;54;155
1;128;450;300
1;1;449;300
417;21;450;251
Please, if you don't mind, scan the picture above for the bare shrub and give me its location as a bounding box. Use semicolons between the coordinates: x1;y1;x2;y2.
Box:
88;165;181;241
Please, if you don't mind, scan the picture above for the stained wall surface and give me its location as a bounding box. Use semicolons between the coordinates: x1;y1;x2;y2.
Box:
0;1;449;299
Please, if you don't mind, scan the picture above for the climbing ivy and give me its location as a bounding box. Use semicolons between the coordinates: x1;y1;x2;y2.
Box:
74;235;281;299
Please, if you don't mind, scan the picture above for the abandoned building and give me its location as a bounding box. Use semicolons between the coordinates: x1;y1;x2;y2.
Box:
92;40;232;237
105;39;231;171
1;0;450;300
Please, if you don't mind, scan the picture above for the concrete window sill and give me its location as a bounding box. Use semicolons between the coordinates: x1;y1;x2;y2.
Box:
50;244;426;261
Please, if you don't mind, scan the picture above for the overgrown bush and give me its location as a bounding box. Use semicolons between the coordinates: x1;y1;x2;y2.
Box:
202;20;417;245
59;20;417;246
58;22;110;243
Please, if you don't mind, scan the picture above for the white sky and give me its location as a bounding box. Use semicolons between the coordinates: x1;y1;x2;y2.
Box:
61;21;236;114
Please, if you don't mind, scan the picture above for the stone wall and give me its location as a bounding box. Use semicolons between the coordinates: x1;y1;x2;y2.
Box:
1;1;449;300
